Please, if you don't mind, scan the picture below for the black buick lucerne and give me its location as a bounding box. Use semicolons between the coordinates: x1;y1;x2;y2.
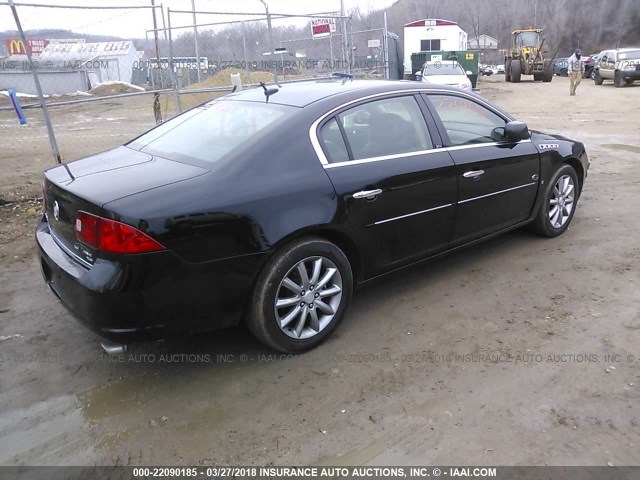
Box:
37;79;589;353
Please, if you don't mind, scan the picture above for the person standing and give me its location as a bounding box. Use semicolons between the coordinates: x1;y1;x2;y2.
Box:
568;49;585;96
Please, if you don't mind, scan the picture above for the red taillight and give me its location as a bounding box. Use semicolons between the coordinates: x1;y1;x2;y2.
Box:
75;211;99;247
75;211;165;254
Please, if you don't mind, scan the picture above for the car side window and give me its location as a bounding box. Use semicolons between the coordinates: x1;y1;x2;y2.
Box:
336;96;433;160
607;52;616;66
319;117;350;164
426;94;507;146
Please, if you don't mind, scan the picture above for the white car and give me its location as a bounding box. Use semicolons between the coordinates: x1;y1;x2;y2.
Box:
416;61;472;90
496;64;506;74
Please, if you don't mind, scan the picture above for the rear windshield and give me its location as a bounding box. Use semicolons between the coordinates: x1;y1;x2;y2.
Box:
127;100;293;166
423;63;465;76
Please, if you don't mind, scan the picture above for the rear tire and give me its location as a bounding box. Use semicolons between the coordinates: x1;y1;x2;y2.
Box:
614;71;625;87
594;70;604;85
543;64;554;82
533;73;543;81
511;60;522;83
247;237;353;353
529;164;579;238
505;59;512;82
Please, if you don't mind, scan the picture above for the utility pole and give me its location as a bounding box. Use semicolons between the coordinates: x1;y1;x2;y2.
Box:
191;0;201;83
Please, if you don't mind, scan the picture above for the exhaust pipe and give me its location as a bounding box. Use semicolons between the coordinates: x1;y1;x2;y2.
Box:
100;341;128;355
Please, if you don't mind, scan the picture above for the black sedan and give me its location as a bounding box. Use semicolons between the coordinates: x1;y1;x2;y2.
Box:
37;80;589;353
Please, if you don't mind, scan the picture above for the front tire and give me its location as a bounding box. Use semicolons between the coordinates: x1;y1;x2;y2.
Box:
594;70;604;85
247;237;353;353
511;60;522;83
529;164;579;238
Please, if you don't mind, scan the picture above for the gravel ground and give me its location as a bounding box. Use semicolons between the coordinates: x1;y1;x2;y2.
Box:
0;75;639;466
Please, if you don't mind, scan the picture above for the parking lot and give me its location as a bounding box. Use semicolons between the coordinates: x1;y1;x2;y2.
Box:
0;74;639;466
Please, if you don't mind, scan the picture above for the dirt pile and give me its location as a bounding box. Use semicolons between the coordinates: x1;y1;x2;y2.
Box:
184;68;274;89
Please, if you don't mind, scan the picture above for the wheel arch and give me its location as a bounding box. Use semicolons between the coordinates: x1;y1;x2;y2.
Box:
564;157;585;194
265;226;364;286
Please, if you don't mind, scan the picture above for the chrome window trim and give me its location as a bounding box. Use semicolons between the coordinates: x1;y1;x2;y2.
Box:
458;182;537;204
309;88;513;168
324;148;442;169
445;139;532;152
372;203;453;226
321;139;532;169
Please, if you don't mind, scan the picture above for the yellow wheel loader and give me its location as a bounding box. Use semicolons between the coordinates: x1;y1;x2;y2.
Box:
505;29;554;83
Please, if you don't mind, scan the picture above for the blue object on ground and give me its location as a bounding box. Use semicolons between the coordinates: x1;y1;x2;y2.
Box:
8;88;28;125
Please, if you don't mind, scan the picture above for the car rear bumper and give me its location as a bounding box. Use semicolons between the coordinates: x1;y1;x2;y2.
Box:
36;218;267;344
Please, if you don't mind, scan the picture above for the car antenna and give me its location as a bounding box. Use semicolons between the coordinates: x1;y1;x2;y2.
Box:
260;82;278;103
62;163;75;181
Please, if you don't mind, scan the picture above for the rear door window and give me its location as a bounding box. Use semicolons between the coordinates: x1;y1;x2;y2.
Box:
335;96;433;160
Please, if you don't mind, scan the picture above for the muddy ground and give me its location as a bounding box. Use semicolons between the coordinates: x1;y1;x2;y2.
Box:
0;75;639;466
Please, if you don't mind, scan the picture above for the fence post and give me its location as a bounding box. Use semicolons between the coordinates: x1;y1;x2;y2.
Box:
241;21;250;83
259;0;279;84
340;0;349;72
383;12;389;80
8;0;61;165
167;8;182;114
150;0;163;90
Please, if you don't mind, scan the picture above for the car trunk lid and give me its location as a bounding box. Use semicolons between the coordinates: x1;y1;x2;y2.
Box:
43;146;208;265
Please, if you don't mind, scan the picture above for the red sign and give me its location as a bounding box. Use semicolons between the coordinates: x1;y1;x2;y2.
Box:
5;38;49;56
311;18;336;39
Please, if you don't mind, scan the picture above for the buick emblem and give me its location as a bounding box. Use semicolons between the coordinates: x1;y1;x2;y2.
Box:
53;201;60;221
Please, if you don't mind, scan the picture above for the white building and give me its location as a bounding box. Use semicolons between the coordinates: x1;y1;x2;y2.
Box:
403;19;468;75
40;41;139;87
0;41;140;95
469;34;499;50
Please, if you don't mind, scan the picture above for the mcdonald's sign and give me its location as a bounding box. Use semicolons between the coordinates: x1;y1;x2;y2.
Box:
5;38;49;56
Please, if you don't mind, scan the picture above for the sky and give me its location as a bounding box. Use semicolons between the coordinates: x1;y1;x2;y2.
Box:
1;0;398;38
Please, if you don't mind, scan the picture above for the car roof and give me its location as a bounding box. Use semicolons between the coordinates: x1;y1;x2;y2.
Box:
220;79;462;108
616;47;640;52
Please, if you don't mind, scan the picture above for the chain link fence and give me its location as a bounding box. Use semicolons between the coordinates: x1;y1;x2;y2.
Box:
0;1;392;201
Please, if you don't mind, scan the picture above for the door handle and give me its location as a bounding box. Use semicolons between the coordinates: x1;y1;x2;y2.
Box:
463;170;485;179
353;189;382;199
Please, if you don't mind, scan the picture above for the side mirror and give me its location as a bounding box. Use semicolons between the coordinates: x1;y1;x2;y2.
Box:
504;121;530;142
465;70;473;75
415;72;423;81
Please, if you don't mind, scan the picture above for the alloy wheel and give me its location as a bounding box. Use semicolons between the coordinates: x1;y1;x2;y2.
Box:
549;175;575;229
274;256;343;339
